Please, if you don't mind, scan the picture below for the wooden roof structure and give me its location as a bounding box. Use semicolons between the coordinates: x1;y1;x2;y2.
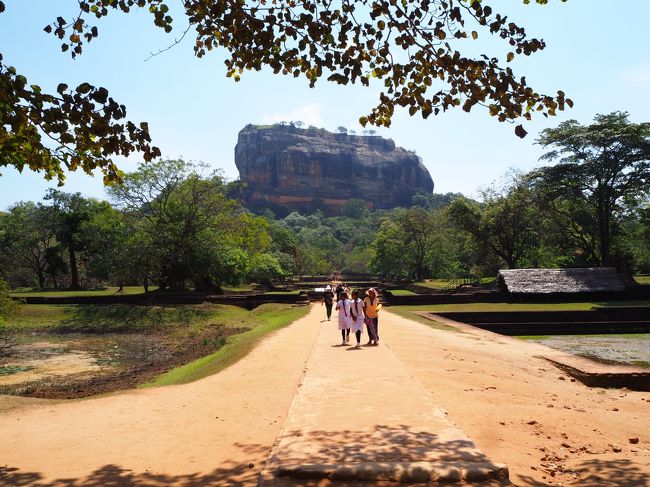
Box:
497;268;627;294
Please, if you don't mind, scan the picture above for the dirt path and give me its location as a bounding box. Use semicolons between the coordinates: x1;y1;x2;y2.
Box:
0;305;323;486
381;310;650;486
2;305;649;486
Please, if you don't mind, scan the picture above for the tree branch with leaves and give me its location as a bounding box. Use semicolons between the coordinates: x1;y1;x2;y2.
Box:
0;0;572;184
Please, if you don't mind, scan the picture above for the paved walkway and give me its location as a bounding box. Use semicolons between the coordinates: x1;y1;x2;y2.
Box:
261;311;510;485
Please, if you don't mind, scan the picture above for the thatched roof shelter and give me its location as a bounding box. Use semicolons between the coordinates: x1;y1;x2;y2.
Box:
497;268;626;294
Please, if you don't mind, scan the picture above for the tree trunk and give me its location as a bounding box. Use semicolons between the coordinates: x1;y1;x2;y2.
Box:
600;237;610;267
599;213;611;267
37;271;45;289
414;263;423;282
143;277;149;293
68;246;79;289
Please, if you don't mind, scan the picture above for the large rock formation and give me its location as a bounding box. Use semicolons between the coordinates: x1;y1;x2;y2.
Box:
234;124;434;214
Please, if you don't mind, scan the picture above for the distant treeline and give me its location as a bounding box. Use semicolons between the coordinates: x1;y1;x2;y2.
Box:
1;112;649;291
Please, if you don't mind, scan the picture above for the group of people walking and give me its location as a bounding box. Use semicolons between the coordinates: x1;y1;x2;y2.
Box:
322;284;381;348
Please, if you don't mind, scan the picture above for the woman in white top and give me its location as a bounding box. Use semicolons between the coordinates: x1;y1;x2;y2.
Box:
335;292;351;345
349;290;365;348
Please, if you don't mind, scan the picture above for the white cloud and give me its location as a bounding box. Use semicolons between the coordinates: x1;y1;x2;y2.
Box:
260;103;324;127
621;63;650;85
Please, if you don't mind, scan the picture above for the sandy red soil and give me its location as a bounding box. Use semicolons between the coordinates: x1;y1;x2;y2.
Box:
1;305;648;486
382;311;650;486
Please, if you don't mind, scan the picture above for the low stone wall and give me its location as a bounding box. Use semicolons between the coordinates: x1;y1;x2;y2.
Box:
545;359;650;391
383;287;650;306
433;308;650;335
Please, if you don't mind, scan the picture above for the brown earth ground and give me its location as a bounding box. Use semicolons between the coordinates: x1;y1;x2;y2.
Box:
382;312;650;486
1;305;649;486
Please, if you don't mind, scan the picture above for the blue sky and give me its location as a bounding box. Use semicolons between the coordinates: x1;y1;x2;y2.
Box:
1;1;649;210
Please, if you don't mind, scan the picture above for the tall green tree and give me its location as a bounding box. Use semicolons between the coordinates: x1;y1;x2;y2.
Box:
370;219;408;279
449;177;540;269
371;207;437;280
424;207;480;279
531;112;650;267
80;206;141;290
109;159;271;290
0;202;59;288
1;0;569;182
46;190;110;289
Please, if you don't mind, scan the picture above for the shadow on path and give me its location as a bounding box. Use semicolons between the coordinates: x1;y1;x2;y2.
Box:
276;424;491;464
0;442;270;487
1;462;261;487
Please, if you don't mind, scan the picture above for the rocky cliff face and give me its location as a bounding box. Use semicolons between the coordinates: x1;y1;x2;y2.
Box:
234;124;434;214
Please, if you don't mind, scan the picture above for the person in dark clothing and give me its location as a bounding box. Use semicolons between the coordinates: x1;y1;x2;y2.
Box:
335;283;344;302
322;285;334;320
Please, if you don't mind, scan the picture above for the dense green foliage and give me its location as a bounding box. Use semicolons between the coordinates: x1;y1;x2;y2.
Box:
1;114;649;288
1;159;288;291
449;174;540;269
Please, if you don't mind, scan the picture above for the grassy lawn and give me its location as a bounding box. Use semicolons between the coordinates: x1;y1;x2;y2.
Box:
389;300;650;315
389;289;418;296
413;277;496;290
144;303;310;387
634;275;650;285
222;284;256;292
412;280;452;289
10;286;155;297
7;303;216;333
6;304;72;330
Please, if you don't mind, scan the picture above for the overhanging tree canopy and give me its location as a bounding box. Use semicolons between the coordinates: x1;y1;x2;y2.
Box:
1;0;570;184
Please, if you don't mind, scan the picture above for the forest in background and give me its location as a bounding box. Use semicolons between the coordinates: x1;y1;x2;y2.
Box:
1;113;650;291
